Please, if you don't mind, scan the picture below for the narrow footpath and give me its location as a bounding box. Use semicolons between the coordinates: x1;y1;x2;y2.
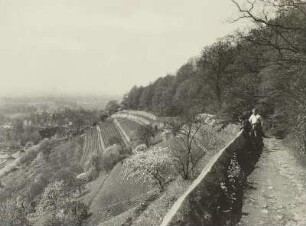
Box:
239;138;306;226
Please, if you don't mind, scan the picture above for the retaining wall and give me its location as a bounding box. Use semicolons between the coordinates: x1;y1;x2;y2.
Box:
161;130;253;226
111;113;150;125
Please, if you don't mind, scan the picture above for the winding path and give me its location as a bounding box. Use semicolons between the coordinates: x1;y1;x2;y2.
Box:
239;138;306;226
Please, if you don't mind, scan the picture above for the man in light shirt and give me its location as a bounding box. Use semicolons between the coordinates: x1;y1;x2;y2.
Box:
249;108;263;137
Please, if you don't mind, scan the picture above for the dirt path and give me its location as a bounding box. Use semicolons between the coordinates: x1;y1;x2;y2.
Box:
239;138;306;226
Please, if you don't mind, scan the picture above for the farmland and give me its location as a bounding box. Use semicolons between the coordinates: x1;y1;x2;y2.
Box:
82;163;155;226
115;118;142;141
99;120;125;147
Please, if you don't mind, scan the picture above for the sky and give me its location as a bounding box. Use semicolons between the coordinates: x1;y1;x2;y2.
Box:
0;0;250;97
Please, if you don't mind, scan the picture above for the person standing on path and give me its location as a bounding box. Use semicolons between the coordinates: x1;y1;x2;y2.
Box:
249;108;263;138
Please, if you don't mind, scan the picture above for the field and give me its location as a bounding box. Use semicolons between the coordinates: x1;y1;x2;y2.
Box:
99;120;125;147
82;162;155;226
115;118;142;141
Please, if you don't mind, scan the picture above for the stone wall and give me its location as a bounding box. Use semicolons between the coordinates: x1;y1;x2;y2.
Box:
161;130;257;226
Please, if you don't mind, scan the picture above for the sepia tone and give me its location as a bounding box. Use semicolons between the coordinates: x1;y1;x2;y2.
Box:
0;0;305;225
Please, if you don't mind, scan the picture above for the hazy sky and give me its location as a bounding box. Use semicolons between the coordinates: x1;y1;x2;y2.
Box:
0;0;249;97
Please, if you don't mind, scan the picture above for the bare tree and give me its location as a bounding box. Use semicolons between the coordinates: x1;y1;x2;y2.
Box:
170;115;206;180
231;0;306;59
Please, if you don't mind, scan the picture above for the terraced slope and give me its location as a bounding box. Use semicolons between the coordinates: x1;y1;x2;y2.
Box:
99;120;124;147
81;120;126;166
83;162;154;226
115;118;142;141
81;126;105;165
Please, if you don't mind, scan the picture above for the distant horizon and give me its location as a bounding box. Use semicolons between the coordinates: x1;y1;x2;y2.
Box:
0;0;250;97
0;92;122;100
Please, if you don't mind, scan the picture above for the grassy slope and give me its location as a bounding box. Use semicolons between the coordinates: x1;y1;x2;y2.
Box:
0;111;240;226
116;118;142;141
104;123;240;226
0;136;83;204
82;162;154;226
99;120;125;147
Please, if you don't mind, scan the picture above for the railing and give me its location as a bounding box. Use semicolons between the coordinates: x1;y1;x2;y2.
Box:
160;130;248;226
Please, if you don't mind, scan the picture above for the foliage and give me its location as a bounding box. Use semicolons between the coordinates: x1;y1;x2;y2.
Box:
36;180;89;226
24;175;49;205
231;0;306;157
133;144;148;153
105;100;121;115
120;146;133;156
220;153;244;213
102;145;123;171
36;180;69;216
53;168;86;195
60;201;90;226
40;139;57;161
137;124;156;147
0;198;29;226
121;147;176;190
121;2;306;160
99;110;109;122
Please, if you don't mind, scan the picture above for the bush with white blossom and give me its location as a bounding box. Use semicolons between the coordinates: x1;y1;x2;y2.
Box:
121;147;175;190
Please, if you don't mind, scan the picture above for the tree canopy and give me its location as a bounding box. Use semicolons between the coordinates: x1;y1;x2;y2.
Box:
121;1;306;159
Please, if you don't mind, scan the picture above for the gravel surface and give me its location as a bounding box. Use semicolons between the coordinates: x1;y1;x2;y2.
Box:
239;138;306;226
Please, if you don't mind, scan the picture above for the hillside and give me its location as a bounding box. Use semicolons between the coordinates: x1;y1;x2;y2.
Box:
0;105;247;226
80;112;241;226
0;136;85;224
0;110;162;224
97;119;240;226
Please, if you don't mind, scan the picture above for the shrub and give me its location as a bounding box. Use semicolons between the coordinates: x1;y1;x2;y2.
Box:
0;198;29;226
83;155;102;180
89;155;102;172
36;181;89;226
101;147;122;172
121;147;176;191
39;214;62;226
25;175;49;203
137;124;156;147
105;144;122;153
60;201;90;226
133;144;147;153
120;146;132;156
36;181;69;215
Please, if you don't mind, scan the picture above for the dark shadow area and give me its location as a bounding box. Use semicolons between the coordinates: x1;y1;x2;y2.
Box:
213;132;263;226
166;131;264;226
